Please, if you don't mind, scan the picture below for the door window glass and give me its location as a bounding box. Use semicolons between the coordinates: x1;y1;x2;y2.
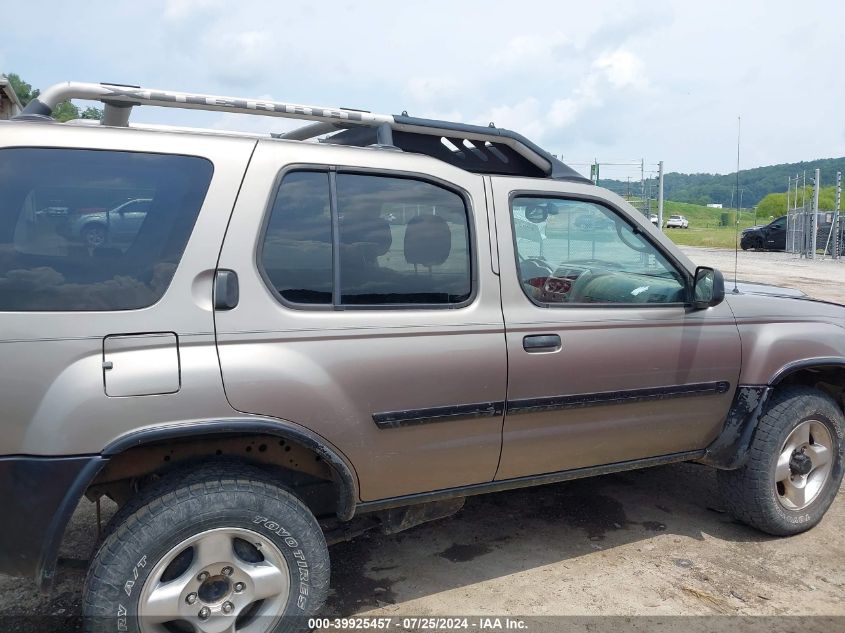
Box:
0;148;212;311
511;197;686;305
260;171;472;308
336;174;471;305
261;171;333;305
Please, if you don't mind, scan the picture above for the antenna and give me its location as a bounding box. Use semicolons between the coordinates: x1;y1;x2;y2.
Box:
732;115;741;293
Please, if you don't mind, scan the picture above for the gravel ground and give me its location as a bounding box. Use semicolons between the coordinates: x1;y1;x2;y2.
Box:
1;246;843;631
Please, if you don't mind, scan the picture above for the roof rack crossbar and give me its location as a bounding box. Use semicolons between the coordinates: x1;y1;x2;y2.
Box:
16;81;590;183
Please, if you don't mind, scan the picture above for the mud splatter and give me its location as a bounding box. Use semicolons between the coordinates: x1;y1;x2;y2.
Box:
326;535;399;615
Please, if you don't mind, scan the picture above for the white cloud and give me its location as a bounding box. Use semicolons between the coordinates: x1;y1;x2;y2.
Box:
492;33;570;67
477;98;545;140
202;29;272;86
593;49;647;89
404;77;460;105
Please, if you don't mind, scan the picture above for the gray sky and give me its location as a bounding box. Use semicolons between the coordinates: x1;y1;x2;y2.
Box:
3;0;843;178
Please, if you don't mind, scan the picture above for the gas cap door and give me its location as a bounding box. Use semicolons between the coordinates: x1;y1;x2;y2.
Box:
103;333;180;397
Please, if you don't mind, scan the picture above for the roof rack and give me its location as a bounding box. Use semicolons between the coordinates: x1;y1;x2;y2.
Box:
16;81;589;183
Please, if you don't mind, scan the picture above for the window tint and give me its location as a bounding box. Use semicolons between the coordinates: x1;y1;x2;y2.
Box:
260;171;472;308
336;174;471;305
261;171;332;304
512;197;686;305
0;148;212;311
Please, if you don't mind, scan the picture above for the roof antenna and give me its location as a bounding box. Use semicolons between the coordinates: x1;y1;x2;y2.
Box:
732;115;741;294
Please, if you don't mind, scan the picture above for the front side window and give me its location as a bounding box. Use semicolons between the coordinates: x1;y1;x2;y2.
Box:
512;197;686;305
0;148;212;311
260;170;472;308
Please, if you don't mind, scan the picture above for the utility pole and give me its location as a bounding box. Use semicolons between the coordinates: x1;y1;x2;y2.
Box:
786;175;791;252
640;159;645;212
657;161;665;231
810;169;820;259
835;171;842;259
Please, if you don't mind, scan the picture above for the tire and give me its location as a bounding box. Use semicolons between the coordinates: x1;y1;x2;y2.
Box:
717;386;845;536
83;464;330;633
82;224;107;248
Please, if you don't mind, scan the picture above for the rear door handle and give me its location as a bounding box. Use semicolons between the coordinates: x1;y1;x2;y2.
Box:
214;269;239;310
523;334;561;352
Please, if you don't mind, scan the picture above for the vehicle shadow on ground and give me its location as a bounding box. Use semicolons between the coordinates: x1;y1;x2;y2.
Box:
324;462;774;615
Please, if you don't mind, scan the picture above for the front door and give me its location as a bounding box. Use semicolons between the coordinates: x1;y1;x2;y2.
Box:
215;141;507;501
491;178;741;480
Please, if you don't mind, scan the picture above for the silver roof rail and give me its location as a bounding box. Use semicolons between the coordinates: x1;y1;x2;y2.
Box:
17;81;590;183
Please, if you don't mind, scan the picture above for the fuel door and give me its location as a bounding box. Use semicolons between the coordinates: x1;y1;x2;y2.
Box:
103;333;180;397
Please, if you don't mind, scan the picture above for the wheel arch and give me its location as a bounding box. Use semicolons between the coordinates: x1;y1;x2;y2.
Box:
34;418;358;591
769;357;845;391
702;358;845;471
99;418;360;521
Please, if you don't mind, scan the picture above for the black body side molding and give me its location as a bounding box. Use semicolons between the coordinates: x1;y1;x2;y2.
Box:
699;385;771;470
506;381;730;415
373;402;505;429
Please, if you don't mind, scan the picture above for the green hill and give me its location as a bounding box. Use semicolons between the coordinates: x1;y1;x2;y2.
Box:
600;157;845;208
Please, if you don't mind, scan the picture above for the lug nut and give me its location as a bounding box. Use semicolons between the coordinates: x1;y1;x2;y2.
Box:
222;601;234;614
186;592;197;605
198;606;210;620
197;571;209;582
221;566;233;576
234;582;245;593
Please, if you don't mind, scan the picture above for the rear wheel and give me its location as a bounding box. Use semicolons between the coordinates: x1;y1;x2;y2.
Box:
83;465;330;633
717;387;844;535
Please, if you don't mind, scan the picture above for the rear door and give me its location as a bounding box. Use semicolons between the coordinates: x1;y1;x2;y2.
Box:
214;141;506;501
491;177;741;480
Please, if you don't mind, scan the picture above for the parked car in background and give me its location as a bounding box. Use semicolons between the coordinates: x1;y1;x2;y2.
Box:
741;214;844;253
649;214;658;226
741;216;786;251
64;197;152;248
666;214;689;229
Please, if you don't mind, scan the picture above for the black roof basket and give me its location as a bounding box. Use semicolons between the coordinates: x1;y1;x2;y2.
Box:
16;82;590;183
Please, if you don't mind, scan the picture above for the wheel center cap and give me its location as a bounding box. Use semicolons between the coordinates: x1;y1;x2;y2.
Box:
790;451;813;477
197;575;231;604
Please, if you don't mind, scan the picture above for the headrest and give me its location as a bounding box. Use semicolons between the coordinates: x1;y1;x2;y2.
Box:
404;214;451;267
340;215;392;258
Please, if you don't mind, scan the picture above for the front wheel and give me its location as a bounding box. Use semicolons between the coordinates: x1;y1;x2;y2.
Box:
717;386;844;535
83;465;330;633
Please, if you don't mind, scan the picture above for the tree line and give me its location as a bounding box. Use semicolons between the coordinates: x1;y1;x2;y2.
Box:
6;73;103;122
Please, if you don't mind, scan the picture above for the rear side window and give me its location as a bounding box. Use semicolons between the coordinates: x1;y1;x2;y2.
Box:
261;171;333;305
260;170;472;308
0;148;212;311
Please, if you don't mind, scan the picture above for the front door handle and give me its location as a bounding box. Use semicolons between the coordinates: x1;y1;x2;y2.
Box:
523;334;561;352
214;269;239;310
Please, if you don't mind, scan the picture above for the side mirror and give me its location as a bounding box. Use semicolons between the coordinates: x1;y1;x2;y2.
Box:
692;266;725;309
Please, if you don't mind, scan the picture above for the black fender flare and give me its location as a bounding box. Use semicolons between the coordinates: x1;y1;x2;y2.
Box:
101;417;360;520
767;357;845;386
702;357;845;470
32;418;358;590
